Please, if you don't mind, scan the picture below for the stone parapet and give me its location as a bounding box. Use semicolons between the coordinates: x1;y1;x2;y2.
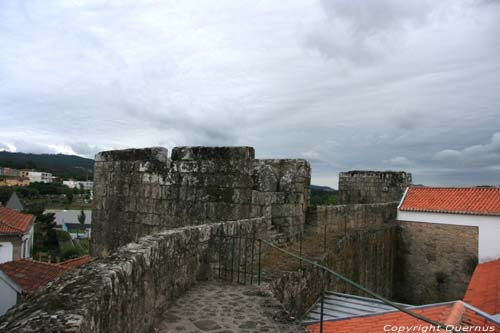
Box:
171;146;255;160
0;218;269;333
395;220;478;304
338;170;411;204
91;146;311;256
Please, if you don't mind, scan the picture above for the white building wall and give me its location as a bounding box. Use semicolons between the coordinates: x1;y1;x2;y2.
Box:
20;225;34;259
27;172;52;183
28;225;34;257
398;210;500;262
0;277;18;316
63;180;93;190
0;242;13;264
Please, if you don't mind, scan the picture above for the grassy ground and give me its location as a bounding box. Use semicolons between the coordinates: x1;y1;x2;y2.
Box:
55;230;89;261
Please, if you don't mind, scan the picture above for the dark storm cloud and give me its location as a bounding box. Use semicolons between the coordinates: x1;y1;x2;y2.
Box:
0;0;499;187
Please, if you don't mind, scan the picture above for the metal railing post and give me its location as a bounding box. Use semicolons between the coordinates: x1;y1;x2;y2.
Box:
250;231;255;285
299;233;303;269
237;228;242;284
243;234;248;285
323;224;327;253
218;228;223;280
259;238;464;333
320;271;325;333
258;239;262;285
230;233;235;282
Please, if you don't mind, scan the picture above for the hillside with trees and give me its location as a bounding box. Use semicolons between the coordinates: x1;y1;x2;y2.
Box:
310;185;338;205
0;151;94;180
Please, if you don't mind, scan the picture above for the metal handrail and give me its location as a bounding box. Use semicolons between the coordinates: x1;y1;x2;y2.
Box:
260;238;463;333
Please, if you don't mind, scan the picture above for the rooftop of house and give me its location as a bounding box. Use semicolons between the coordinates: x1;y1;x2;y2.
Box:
0;259;69;294
306;301;500;333
399;186;500;216
0;206;34;235
306;257;500;333
64;223;91;230
302;292;410;324
464;258;500;315
5;192;24;212
0;256;91;294
59;255;91;268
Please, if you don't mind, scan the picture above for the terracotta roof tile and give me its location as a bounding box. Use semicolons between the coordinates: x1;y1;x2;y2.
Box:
0;259;69;294
0;206;35;234
464;258;500;315
0;222;23;234
400;187;500;216
306;302;500;333
59;255;91;268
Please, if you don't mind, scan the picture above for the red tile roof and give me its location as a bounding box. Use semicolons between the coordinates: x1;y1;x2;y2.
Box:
59;255;91;268
464;258;500;315
0;259;69;294
306;302;500;333
399;187;500;216
0;206;35;234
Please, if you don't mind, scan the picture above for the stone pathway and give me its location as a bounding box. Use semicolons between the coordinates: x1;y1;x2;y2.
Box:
154;282;307;333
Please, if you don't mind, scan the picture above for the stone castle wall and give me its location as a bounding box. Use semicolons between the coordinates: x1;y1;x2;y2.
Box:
395;220;478;304
0;144;479;331
306;202;398;233
338;171;411;204
0;218;269;332
271;202;399;316
91;147;310;257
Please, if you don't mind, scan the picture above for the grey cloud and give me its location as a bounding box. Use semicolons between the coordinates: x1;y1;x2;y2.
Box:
68;143;106;158
390;110;423;130
320;0;431;34
302;0;433;63
0;0;499;187
0;141;74;155
433;149;462;161
433;132;500;166
387;156;413;166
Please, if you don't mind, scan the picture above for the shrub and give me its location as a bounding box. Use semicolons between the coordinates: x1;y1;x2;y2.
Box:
59;242;83;260
55;229;71;242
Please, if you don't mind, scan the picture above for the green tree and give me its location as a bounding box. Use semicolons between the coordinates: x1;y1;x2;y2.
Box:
59;243;83;261
66;192;74;204
32;211;58;256
310;189;338;206
77;209;86;238
0;186;14;205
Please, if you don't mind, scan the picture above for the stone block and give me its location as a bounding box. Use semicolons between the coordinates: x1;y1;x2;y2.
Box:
171;146;255;160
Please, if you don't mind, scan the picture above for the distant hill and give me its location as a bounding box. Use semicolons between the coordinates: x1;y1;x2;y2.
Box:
310;184;338;205
0;151;94;181
310;185;337;193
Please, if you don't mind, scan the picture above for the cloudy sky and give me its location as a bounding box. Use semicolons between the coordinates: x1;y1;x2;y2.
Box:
1;0;499;187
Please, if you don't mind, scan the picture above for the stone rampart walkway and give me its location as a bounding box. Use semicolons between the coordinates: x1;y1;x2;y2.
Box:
154;281;306;333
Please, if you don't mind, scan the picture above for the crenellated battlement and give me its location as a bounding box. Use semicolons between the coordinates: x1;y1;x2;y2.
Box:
338;170;412;204
90;146;311;257
1;146;473;333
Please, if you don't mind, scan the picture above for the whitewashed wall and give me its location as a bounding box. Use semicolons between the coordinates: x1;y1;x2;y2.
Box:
398;210;500;262
0;275;18;316
0;242;13;264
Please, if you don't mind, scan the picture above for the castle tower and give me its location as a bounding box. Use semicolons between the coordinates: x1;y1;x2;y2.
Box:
338;170;412;204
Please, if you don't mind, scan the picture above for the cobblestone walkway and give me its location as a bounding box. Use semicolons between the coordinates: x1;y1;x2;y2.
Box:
154;282;306;333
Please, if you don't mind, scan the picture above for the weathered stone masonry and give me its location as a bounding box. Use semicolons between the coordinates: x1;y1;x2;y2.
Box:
0;218;269;332
336;170;479;305
396;221;478;304
0;146;479;331
338;170;411;204
91;147;310;257
270;203;399;317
